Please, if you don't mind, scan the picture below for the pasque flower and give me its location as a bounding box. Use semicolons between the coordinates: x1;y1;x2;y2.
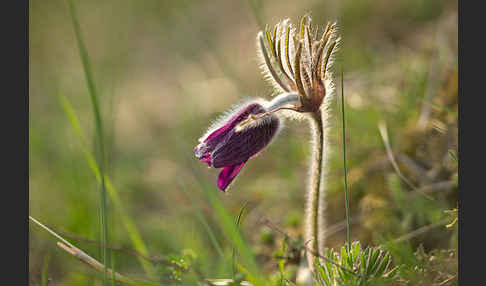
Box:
194;101;282;191
195;15;341;274
254;15;341;273
195;15;339;197
195;16;340;271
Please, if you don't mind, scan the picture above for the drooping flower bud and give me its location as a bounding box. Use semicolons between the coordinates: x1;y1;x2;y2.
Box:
194;101;281;191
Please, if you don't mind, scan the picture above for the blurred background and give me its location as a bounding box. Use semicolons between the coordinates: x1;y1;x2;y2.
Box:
29;0;458;285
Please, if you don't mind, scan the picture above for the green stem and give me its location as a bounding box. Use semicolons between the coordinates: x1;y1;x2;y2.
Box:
341;69;351;252
305;110;325;270
66;1;108;284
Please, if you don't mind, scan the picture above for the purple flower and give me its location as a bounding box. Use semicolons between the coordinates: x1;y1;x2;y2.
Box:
194;101;281;191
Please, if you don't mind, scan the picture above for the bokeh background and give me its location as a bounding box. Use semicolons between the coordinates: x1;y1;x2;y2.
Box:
29;0;458;285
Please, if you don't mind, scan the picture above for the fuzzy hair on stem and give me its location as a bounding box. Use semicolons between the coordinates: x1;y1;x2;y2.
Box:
304;74;336;269
254;15;340;274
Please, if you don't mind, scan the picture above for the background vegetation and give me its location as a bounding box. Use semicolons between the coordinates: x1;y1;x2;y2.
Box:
29;0;458;285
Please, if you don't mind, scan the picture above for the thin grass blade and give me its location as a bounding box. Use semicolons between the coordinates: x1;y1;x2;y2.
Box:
58;94;157;279
65;0;109;284
341;68;351;252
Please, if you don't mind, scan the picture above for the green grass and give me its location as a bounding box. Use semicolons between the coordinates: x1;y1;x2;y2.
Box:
340;67;351;253
29;0;458;285
41;254;51;286
233;202;249;279
58;94;157;279
66;0;109;284
178;180;225;260
189;168;265;285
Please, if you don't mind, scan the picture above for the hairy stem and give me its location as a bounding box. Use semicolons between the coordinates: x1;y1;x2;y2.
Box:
305;110;326;270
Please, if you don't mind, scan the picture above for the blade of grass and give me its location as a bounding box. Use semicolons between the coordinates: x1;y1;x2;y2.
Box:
233;202;249;278
65;0;108;284
29;216;161;286
448;150;458;163
41;254;51;286
170;136;264;285
177;180;225;259
58;94;157;279
393;218;450;243
194;179;264;286
340;68;351;252
56;230;191;271
277;238;287;286
111;251;116;286
378;121;435;201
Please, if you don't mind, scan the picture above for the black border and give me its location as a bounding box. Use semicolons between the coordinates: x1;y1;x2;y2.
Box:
458;0;483;285
20;0;466;285
457;0;462;283
2;0;29;284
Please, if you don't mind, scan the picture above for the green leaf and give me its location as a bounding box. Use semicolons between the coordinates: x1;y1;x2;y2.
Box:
370;250;385;276
366;248;381;276
383;265;399;279
315;258;330;286
361;247;370;274
340;246;348;267
352;241;361;263
374;252;390;277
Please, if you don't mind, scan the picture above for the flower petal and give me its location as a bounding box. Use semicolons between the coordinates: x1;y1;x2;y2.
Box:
217;161;247;191
203;103;266;145
212;116;280;168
